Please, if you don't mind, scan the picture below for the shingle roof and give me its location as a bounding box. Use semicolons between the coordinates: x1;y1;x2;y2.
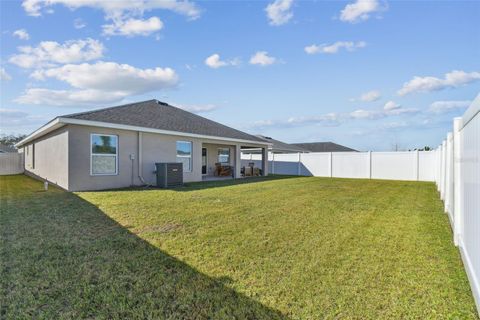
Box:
290;142;357;152
255;135;308;153
61;100;265;143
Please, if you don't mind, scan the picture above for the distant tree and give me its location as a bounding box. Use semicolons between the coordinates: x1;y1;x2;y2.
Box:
0;134;27;148
416;146;432;151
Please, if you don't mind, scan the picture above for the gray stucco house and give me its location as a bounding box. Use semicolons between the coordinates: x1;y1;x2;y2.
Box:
15;100;269;191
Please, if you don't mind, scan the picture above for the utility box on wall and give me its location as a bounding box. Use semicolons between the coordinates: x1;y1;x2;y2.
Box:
155;162;183;188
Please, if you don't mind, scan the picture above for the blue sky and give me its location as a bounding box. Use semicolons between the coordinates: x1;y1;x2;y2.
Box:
1;0;479;151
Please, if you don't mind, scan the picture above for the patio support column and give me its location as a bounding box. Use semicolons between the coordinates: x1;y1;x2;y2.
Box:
262;147;269;176
234;144;241;179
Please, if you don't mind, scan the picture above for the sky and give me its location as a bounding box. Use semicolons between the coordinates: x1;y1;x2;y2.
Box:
1;0;479;151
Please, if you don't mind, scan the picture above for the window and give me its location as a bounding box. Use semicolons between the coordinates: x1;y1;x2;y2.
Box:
176;141;192;172
91;134;118;175
218;148;230;164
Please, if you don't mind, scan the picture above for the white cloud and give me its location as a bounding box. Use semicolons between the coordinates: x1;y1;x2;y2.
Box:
0;108;49;131
381;121;408;129
17;61;179;106
15;88;127;106
265;0;294;26
22;0;200;38
398;70;480;96
249;51;277;66
103;16;163;36
286;113;340;126
0;68;12;81
22;0;201;19
0;109;28;120
13;29;30;40
175;103;218;113
305;41;366;54
349;109;382;120
252;102;419;129
74;18;86;29
339;0;384;23
383;100;400;111
428;100;471;114
204;54;239;69
9;38;104;68
350;90;381;102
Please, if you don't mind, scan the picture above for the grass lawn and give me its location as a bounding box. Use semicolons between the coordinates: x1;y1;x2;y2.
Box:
1;175;478;319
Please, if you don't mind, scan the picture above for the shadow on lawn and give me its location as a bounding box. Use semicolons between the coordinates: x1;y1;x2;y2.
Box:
1;177;289;319
179;174;297;192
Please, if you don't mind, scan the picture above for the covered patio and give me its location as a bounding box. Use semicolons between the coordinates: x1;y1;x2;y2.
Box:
201;142;268;180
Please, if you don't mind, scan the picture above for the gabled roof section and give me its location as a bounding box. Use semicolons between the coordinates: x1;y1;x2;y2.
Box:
291;142;357;152
61;100;265;143
255;135;308;153
16;100;268;147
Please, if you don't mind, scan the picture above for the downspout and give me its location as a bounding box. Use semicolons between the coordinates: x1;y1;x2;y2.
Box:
138;131;148;185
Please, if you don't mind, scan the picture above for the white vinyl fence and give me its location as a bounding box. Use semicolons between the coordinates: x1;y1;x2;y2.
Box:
0;153;24;175
242;150;436;181
436;95;480;313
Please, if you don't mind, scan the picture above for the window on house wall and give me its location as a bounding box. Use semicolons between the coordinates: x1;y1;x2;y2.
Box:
91;134;118;175
176;141;192;172
218;148;230;164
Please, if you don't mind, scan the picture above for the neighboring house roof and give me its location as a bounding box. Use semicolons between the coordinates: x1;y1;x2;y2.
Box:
255;135;308;153
290;142;357;152
16;100;269;147
0;143;17;153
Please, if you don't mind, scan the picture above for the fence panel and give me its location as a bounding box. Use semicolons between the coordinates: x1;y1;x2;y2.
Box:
0;153;24;175
419;151;436;182
332;152;370;179
371;151;416;181
300;153;330;176
458;97;480;312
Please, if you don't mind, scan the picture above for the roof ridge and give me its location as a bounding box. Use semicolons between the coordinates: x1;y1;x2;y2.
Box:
60;99;158;119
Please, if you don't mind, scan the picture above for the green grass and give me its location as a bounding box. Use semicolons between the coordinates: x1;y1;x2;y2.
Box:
1;175;478;319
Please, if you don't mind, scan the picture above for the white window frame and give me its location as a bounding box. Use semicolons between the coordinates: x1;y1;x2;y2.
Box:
218;147;230;164
90;133;118;176
176;140;192;173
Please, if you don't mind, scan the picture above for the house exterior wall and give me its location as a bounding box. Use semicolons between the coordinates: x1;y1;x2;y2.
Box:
64;124;267;191
68;125;140;191
23;127;69;189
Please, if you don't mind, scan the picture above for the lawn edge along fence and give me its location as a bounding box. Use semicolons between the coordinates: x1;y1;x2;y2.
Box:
242;94;480;315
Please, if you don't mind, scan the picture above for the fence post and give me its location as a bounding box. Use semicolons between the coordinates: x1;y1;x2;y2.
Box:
436;146;442;190
329;152;333;177
440;140;446;200
453;117;463;247
445;133;454;215
368;151;372;179
415;150;419;181
272;152;275;174
297;152;301;176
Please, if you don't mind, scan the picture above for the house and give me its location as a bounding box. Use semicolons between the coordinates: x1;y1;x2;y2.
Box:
241;136;356;155
290;142;357;152
15;100;270;191
243;135;308;154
